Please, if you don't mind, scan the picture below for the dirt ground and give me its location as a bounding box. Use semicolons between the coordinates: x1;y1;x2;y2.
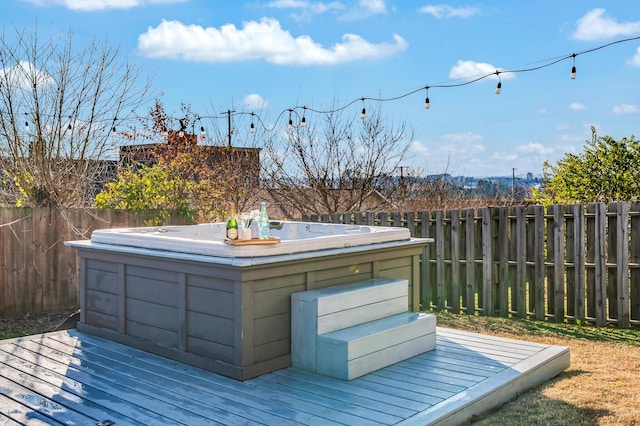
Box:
0;308;78;340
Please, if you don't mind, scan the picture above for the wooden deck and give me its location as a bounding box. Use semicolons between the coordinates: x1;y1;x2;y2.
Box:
0;327;569;425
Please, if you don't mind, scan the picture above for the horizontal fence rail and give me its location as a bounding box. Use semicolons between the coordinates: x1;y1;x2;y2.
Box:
304;202;640;328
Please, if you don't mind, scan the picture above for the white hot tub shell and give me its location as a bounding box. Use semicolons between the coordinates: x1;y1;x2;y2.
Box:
89;221;412;257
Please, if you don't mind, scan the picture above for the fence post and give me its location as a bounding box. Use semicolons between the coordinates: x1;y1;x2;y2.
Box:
594;203;607;326
464;208;476;315
572;204;586;321
552;204;566;322
631;201;640;323
449;209;461;314
481;207;493;316
515;205;527;318
496;206;509;317
615;202;630;328
419;210;432;310
404;211;415;237
435;210;445;311
533;205;546;320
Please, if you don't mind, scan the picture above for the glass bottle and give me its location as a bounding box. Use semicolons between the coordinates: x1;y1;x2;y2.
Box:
259;202;270;240
226;215;238;240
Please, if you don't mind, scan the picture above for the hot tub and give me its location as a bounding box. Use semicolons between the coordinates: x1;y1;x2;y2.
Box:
89;221;411;258
67;221;430;380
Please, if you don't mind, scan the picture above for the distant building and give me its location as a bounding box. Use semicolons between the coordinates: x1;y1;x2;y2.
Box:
119;130;261;188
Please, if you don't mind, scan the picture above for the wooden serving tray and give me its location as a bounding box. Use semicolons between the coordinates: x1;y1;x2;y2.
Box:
224;237;281;246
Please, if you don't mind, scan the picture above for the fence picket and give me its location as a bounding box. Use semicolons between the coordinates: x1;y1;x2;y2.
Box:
553;204;565;322
464;208;476;315
594;203;607;326
449;210;461;314
481;208;493;316
435;210;445;310
631;202;640;322
515;206;527;318
532;205;545;320
616;202;630;328
497;207;509;317
572;204;586;321
418;210;431;310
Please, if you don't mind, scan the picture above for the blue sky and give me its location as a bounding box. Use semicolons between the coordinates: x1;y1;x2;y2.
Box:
3;0;640;177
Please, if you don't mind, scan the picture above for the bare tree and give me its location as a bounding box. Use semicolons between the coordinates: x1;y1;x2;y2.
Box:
0;23;153;207
262;105;414;216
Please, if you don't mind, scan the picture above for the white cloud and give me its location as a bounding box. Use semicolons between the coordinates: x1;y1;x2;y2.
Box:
629;47;640;67
137;18;407;65
440;132;485;151
1;61;55;90
569;102;585;110
418;4;480;19
517;142;554;156
612;104;640;115
448;60;515;81
488;152;517;162
340;0;388;20
571;8;640;41
21;0;185;11
408;140;430;156
243;94;270;109
265;0;345;19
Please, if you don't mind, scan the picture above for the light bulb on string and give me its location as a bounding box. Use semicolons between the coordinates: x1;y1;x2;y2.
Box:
494;71;502;94
288;110;294;129
360;98;366;119
301;107;307;127
424;86;431;109
25;121;29;132
200;126;206;138
250;113;256;133
570;53;577;79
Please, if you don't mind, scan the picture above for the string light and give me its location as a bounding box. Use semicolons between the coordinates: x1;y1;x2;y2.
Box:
25;121;29;132
13;36;637;139
424;86;430;110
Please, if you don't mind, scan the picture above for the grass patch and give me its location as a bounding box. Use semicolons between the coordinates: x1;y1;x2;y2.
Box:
434;311;640;425
0;309;77;340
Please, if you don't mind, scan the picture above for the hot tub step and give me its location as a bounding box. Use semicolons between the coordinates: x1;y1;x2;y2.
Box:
291;278;409;372
316;312;436;380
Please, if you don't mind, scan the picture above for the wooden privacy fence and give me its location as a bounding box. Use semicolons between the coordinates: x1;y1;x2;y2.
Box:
305;202;640;328
0;207;193;315
3;204;640;328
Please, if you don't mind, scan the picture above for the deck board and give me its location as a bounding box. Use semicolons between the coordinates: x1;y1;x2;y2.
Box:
0;327;569;425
